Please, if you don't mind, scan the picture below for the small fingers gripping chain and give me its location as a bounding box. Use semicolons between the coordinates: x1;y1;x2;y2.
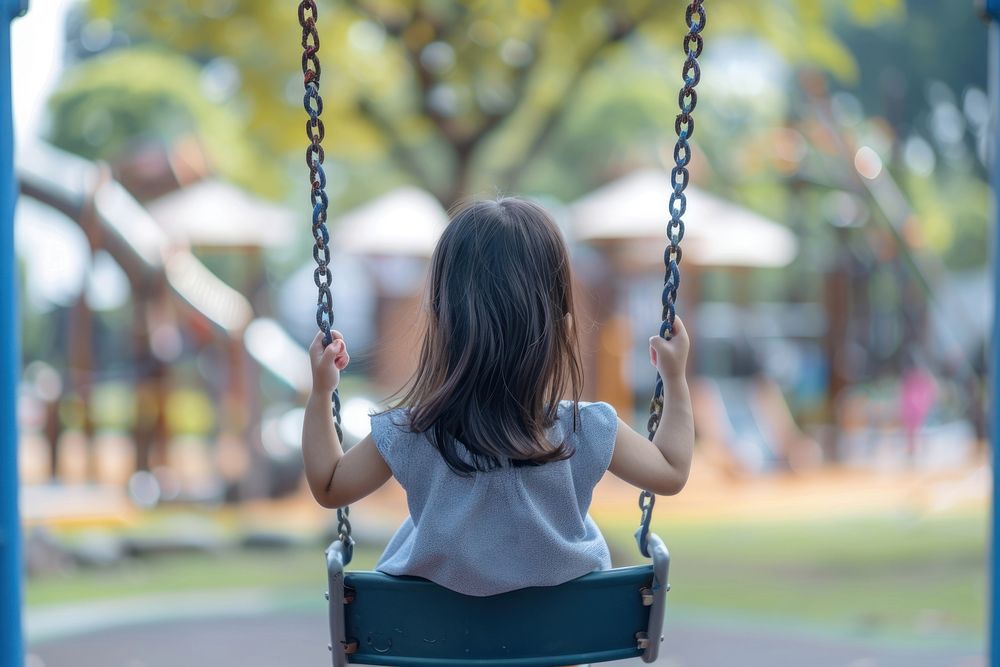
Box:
640;0;705;559
299;0;353;563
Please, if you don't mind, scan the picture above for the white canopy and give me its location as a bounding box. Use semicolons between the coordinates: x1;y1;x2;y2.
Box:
147;180;295;248
570;169;797;268
333;187;447;257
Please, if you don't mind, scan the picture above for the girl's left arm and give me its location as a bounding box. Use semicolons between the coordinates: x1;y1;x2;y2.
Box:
302;396;391;508
301;331;392;508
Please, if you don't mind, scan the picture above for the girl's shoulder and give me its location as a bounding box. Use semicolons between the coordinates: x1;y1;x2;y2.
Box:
556;399;618;431
368;406;410;436
556;400;618;486
369;406;419;485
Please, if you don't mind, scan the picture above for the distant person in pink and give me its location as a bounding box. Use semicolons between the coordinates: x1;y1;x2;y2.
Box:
900;366;937;461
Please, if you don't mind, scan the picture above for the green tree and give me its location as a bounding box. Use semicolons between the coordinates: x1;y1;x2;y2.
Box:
830;0;989;270
56;0;900;206
49;47;286;197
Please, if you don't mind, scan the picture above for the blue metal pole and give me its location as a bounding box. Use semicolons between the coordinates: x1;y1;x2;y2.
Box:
988;3;1000;665
0;1;26;665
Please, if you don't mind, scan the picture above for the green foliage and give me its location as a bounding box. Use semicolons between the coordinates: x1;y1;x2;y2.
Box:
907;170;989;270
56;0;900;206
831;0;989;270
835;0;984;130
48;47;285;198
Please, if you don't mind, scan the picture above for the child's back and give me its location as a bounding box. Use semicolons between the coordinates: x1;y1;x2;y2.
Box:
373;400;617;596
302;196;694;598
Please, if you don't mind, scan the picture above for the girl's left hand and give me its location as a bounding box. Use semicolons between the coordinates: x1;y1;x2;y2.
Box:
309;330;350;393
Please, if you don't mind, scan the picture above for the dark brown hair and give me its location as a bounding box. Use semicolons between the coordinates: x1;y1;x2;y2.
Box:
393;196;584;474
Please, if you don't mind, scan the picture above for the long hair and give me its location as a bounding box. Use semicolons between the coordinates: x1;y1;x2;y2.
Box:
392;196;584;474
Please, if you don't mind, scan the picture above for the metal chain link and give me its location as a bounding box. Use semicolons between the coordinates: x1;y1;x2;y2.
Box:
298;0;352;561
639;0;705;559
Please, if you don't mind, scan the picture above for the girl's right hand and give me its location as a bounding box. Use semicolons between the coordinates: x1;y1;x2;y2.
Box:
649;316;690;380
309;330;350;393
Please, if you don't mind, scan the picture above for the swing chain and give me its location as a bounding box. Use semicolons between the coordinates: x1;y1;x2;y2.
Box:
299;0;352;557
636;490;655;558
640;0;705;559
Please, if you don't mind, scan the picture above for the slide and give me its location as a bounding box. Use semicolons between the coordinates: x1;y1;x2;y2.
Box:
693;376;820;476
18;142;313;396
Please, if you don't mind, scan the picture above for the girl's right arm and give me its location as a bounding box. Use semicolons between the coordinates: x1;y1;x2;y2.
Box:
608;317;694;496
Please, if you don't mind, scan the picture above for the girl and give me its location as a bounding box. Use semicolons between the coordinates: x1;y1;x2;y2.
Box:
302;196;694;597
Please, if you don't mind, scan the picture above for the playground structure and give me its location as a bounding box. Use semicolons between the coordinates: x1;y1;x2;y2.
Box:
567;169;821;477
17;141;325;499
693;376;820;475
16;162;829;486
14;147;472;497
11;137;833;497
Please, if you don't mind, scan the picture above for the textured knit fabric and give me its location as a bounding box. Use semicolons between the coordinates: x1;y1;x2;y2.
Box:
371;400;618;597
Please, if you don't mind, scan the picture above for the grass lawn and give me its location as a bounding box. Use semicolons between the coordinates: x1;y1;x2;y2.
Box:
602;511;986;641
27;511;986;643
25;544;381;608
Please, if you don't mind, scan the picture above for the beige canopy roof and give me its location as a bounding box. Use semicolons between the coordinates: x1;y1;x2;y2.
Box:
147;180;296;248
333;187;448;257
570;169;797;268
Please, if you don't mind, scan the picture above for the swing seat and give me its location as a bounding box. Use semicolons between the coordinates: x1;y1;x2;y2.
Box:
325;533;670;667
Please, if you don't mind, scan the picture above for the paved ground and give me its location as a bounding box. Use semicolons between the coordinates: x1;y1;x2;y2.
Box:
28;611;983;667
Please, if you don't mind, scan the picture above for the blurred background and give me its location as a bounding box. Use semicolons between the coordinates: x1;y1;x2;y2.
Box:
10;0;988;665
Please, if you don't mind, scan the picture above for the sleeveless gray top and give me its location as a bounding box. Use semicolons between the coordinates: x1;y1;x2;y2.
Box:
371;400;618;596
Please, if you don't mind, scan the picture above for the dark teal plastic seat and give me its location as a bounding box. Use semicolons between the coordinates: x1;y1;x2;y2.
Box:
325;533;670;666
